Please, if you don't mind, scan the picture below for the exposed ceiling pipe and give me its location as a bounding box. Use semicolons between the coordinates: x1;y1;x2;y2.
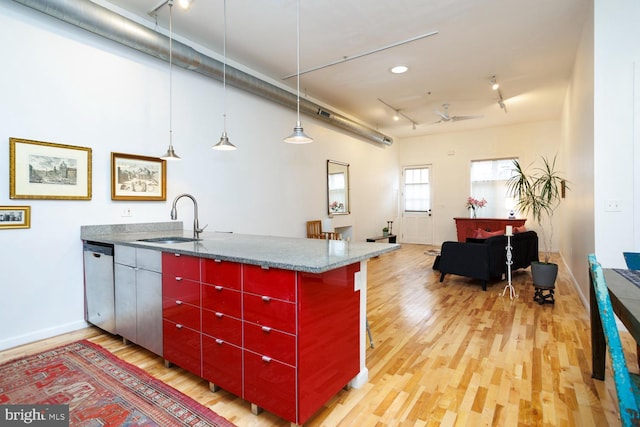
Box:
12;0;393;146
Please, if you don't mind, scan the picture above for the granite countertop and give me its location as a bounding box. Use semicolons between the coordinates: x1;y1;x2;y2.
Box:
81;222;400;273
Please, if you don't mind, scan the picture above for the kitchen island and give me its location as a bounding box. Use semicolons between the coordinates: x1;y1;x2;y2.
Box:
81;222;399;425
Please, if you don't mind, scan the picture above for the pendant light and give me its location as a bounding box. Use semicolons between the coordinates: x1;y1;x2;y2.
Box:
161;0;181;160
284;0;313;144
212;0;237;151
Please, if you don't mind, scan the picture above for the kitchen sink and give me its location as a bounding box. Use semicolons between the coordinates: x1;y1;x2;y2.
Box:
137;236;202;244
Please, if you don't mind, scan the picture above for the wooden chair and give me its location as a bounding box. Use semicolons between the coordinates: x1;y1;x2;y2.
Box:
588;253;640;426
306;220;323;239
306;220;341;240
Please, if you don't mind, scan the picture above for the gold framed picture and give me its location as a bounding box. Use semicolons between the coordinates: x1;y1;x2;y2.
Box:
0;206;31;229
10;137;92;200
111;152;166;201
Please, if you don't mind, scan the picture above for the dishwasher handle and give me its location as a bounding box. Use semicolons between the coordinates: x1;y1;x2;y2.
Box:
83;241;114;257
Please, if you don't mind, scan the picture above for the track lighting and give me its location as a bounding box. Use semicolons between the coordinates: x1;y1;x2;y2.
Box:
490;75;499;91
497;89;507;113
377;98;418;129
177;0;194;9
148;0;193;16
490;75;507;113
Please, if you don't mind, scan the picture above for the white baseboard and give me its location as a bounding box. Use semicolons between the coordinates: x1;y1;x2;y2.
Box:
0;320;89;352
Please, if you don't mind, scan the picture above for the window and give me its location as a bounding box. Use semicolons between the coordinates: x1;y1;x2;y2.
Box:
404;167;430;212
470;158;517;217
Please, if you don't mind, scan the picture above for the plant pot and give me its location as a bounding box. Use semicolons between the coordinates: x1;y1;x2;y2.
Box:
383;231;389;237
531;261;558;288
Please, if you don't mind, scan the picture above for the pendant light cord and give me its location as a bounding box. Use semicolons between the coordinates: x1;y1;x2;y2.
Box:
295;0;300;123
223;0;227;131
169;1;173;147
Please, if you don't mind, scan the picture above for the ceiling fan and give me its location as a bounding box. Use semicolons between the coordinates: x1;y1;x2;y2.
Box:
432;104;483;124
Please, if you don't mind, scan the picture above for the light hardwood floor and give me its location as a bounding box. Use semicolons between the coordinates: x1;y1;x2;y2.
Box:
1;244;633;426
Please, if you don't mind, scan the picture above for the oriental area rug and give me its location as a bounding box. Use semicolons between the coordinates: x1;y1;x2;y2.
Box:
0;340;235;427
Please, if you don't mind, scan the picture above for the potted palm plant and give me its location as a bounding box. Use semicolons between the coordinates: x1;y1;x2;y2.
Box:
506;155;568;288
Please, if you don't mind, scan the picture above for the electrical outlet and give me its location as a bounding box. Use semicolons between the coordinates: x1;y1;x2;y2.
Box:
605;200;622;212
121;207;133;217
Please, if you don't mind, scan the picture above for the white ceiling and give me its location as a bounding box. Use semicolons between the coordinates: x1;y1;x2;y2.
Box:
104;0;589;139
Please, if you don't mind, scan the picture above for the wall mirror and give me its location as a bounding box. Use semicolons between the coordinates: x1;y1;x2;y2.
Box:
327;160;350;215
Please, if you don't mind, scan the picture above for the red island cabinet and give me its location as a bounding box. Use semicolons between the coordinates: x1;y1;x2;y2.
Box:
162;252;362;425
295;263;361;424
242;263;361;425
201;258;243;397
162;253;202;376
243;265;298;421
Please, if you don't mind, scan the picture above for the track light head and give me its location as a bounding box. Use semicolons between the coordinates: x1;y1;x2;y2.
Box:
177;0;194;10
490;75;499;91
148;0;193;16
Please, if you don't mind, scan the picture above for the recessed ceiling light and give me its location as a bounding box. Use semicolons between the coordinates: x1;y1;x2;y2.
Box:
390;65;408;74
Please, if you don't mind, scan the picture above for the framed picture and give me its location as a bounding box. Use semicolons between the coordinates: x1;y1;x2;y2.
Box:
111;152;166;201
10;138;92;200
0;206;31;229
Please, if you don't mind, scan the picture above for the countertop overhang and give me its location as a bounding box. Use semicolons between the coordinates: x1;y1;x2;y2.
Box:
81;222;400;273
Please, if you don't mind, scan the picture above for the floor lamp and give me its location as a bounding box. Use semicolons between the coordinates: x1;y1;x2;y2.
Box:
501;225;518;299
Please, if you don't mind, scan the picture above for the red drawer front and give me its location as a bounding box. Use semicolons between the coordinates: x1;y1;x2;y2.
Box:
202;310;242;347
162;252;200;281
243;265;296;301
202;336;243;397
244;350;296;423
243;294;296;334
201;284;241;318
201;259;241;290
244;322;296;366
163;320;201;376
163;299;201;331
163;275;200;306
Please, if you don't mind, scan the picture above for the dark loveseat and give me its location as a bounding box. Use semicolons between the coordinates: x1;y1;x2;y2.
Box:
436;230;539;291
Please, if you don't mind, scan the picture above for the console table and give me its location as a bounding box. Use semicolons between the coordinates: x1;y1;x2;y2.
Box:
366;234;397;243
454;218;526;242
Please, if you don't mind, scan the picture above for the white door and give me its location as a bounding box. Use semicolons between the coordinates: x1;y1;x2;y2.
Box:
402;165;433;244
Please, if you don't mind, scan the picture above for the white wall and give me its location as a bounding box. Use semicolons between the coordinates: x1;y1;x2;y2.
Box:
593;0;640;267
398;121;563;246
0;2;399;350
560;2;594;302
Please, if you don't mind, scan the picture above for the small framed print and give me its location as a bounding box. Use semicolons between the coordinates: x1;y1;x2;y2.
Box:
10;138;92;200
111;152;166;201
0;206;31;229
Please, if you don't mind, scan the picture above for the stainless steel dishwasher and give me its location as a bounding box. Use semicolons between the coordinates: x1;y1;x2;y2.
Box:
83;241;116;334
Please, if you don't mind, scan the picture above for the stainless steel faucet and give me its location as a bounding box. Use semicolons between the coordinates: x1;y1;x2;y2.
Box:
170;193;207;239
